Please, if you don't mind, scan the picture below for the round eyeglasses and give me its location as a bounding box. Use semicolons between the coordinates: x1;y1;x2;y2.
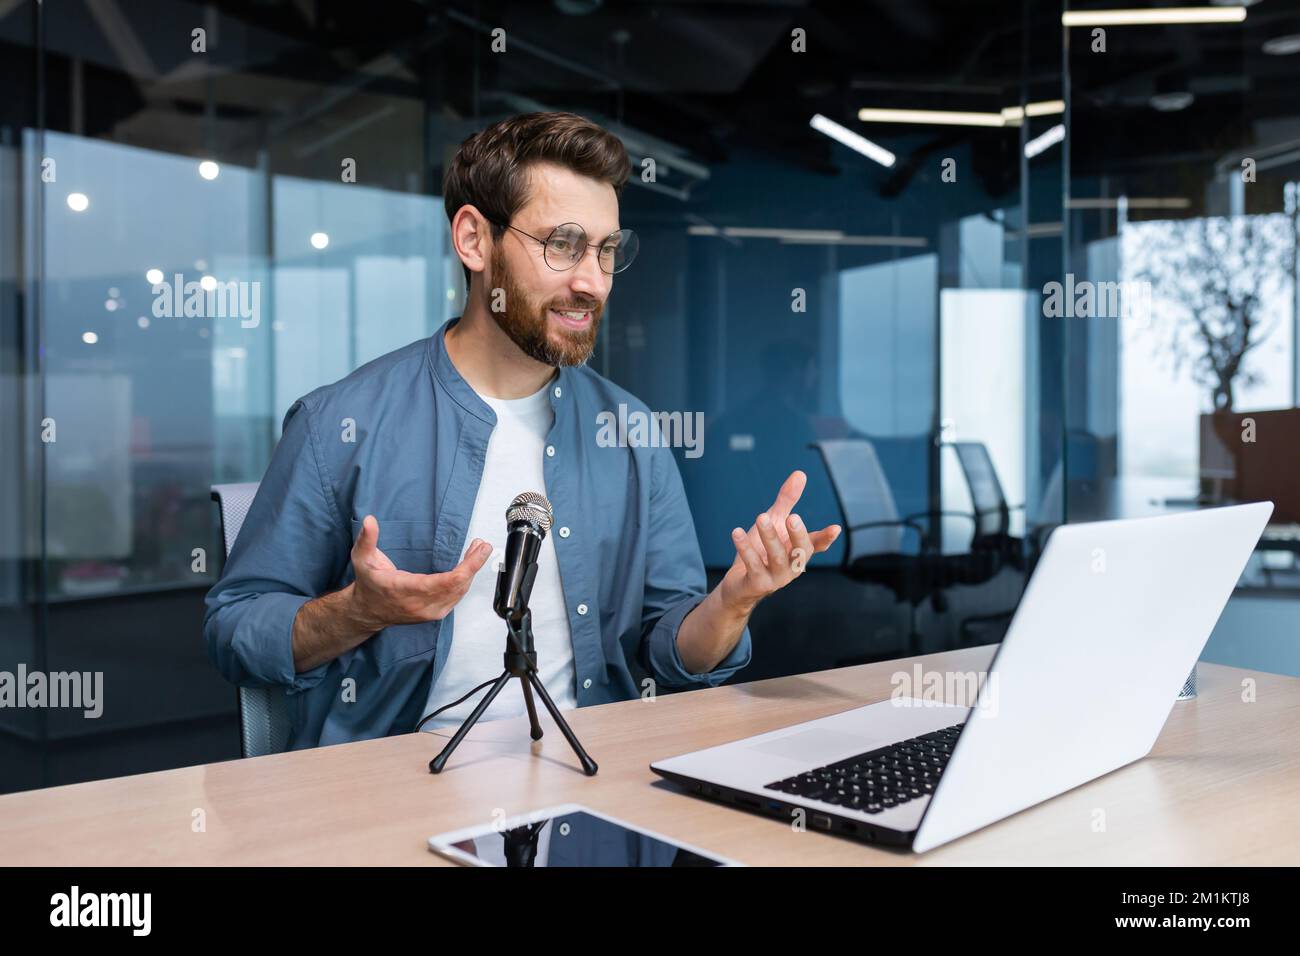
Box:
492;219;639;275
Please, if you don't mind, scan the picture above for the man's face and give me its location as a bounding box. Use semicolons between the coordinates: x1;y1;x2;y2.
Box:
485;163;619;367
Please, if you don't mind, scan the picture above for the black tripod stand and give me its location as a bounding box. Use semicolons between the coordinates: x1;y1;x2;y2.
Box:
428;608;598;775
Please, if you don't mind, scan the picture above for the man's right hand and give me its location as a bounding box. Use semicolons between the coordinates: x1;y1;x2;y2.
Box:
290;515;493;673
348;515;494;630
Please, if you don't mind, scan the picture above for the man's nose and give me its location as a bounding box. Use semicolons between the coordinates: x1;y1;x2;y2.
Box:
568;245;610;299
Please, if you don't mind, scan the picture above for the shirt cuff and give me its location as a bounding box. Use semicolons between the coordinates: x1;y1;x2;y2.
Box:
642;596;753;690
229;592;332;694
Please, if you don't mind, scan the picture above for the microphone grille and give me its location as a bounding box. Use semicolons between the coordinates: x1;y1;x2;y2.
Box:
507;491;553;532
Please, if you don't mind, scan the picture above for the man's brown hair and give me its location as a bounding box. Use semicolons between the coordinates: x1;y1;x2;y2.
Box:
443;111;631;291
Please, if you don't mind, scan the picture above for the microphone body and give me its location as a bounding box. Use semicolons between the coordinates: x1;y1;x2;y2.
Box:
430;490;598;779
493;492;553;624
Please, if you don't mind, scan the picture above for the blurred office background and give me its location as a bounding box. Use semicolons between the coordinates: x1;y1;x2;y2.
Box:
2;0;1298;793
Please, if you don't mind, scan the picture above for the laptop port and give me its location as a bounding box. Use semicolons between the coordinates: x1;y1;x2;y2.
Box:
812;813;832;830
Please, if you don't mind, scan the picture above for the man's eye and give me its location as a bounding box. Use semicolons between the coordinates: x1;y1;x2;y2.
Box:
549;239;573;252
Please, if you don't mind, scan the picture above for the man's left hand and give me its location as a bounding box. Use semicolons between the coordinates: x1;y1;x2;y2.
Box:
718;469;841;614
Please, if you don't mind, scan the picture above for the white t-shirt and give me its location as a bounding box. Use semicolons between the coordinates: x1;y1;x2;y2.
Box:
420;381;577;731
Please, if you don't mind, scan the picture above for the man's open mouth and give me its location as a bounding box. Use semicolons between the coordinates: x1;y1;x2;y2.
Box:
549;308;594;329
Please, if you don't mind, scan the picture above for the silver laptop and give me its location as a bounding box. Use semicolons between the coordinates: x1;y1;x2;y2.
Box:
650;502;1272;852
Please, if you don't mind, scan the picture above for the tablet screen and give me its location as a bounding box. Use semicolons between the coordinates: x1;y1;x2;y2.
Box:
432;809;728;867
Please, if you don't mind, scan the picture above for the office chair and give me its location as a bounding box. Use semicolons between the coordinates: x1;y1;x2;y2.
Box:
211;481;293;758
949;442;1027;575
810;438;976;658
944;443;1030;645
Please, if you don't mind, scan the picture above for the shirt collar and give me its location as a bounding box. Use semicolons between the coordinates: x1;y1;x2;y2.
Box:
428;316;572;426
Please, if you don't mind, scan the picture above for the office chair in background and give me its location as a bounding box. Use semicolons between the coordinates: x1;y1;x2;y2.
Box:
211;481;293;758
948;442;1025;574
945;442;1029;646
810;438;979;658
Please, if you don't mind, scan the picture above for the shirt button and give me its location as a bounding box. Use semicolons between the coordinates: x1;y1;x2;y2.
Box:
558;526;570;538
545;445;555;457
577;603;588;615
583;678;592;690
553;386;562;398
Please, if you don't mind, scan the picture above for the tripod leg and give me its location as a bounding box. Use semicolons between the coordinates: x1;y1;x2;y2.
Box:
429;669;513;773
526;672;598;776
520;678;543;741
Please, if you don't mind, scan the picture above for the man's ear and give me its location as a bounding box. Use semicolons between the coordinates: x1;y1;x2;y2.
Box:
451;205;492;280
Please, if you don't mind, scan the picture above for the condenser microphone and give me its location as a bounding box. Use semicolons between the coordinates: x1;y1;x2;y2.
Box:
429;489;597;777
493;491;554;624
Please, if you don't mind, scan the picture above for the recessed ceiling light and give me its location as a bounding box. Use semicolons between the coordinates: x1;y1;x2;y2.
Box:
1062;7;1248;26
1067;197;1192;209
1001;100;1066;123
1025;124;1065;159
1263;33;1300;55
1151;91;1195;111
858;101;1063;128
198;160;220;180
858;107;1005;127
809;114;896;167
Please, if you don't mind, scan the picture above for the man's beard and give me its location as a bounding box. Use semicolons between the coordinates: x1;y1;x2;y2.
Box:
487;242;603;367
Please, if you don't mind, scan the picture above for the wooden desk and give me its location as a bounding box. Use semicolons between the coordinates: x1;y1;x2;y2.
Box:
2;646;1297;865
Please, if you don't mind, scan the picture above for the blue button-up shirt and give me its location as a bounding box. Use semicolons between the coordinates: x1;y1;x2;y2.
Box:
203;317;752;750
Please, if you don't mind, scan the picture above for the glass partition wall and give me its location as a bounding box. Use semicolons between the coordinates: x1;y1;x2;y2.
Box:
1065;1;1300;612
3;0;1072;791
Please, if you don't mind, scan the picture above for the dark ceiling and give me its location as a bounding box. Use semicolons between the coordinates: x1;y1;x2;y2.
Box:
2;0;1298;206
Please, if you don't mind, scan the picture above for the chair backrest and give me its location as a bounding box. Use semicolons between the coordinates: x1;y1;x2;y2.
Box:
951;442;1009;538
211;482;292;758
810;438;907;561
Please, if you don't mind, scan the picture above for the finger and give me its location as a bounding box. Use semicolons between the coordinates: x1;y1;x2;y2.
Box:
403;539;491;600
743;508;791;560
457;538;494;575
441;538;492;590
353;514;378;553
769;513;793;549
731;527;770;585
743;522;789;562
809;524;842;552
786;513;814;570
352;515;392;572
756;513;790;577
767;470;807;522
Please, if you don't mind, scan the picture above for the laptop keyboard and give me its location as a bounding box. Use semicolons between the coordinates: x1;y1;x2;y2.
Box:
763;723;965;814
